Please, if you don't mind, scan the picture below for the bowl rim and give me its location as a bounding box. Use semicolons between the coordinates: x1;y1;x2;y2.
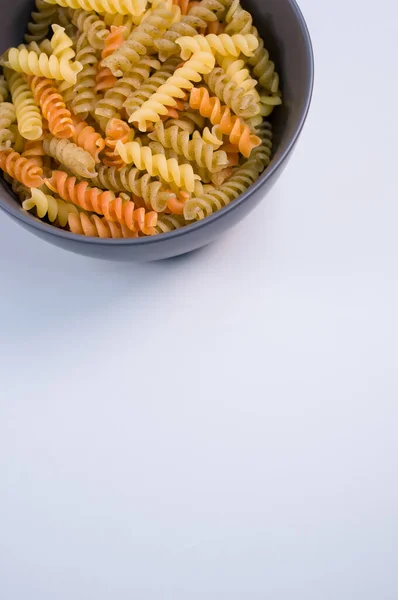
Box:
0;0;314;247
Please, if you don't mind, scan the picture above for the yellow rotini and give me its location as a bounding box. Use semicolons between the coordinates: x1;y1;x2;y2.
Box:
116;140;199;192
23;186;80;225
0;102;16;149
176;33;258;61
3;25;83;84
43;0;147;17
128;51;215;131
0;0;280;238
5;69;43;140
43;135;96;178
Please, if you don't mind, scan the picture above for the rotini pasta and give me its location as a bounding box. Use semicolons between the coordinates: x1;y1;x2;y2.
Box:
71;115;105;162
101;5;176;77
90;165;175;212
0;149;43;187
148;122;228;172
43;0;148;17
71;9;109;50
25;0;58;43
29;75;74;138
0;102;16;150
3;25;83;84
0;0;280;238
95;56;159;123
43;135;96;178
189;87;261;157
46;169;157;233
116;140;199;192
96;26;126;93
128;51;215;130
176;33;258;61
23;186;80;225
5;69;43;140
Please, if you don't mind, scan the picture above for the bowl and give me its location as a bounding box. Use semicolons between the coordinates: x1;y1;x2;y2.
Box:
0;0;314;261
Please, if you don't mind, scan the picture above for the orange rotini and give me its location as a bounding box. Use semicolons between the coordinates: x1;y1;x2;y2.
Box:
189;87;261;158
71;115;106;163
68;212;138;238
104;118;132;168
29;75;74;139
96;25;126;93
0;149;43;187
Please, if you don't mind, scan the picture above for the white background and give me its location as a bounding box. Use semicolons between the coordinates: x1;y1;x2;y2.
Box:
1;0;398;598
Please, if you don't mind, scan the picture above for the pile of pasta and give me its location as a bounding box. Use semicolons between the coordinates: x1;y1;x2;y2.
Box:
0;0;281;238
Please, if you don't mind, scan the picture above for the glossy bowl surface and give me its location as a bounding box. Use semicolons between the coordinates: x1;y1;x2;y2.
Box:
0;0;314;261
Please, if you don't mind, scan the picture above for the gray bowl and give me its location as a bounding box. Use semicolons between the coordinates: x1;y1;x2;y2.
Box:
0;0;314;261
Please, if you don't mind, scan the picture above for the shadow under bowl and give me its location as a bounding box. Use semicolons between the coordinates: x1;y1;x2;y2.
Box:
0;0;314;261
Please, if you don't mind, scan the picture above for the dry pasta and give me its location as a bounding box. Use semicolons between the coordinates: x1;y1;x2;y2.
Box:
0;0;281;239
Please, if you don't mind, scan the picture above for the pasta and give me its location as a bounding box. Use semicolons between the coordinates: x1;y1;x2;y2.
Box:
0;103;16;150
128;52;215;131
43;135;96;178
0;0;281;239
6;69;43;140
71;115;105;162
189;87;261;157
116;140;199;192
29;75;74;138
25;0;58;43
96;26;126;93
176;33;258;60
23;186;80;225
3;25;83;84
0;149;43;187
43;0;148;17
101;4;177;77
46;169;157;233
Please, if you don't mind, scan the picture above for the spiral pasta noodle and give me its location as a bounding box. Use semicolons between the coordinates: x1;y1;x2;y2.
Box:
71;115;105;162
3;25;83;84
0;149;43;187
71;9;110;50
46;169;157;233
189;87;261;158
148;122;228;173
103;118;133;168
0;103;16;149
68;212;138;237
43;0;148;17
96;26;126;93
6;69;43;141
23;187;80;225
176;33;258;61
21;140;47;168
116;140;199;192
128;51;215;131
0;0;280;238
25;0;58;43
101;5;176;77
29;75;74;138
123;58;180;118
43;135;96;178
63;30;97;117
95;56;159;123
0;76;8;103
90;165;175;212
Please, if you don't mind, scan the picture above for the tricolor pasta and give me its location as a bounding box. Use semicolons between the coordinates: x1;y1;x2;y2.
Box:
0;0;281;237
